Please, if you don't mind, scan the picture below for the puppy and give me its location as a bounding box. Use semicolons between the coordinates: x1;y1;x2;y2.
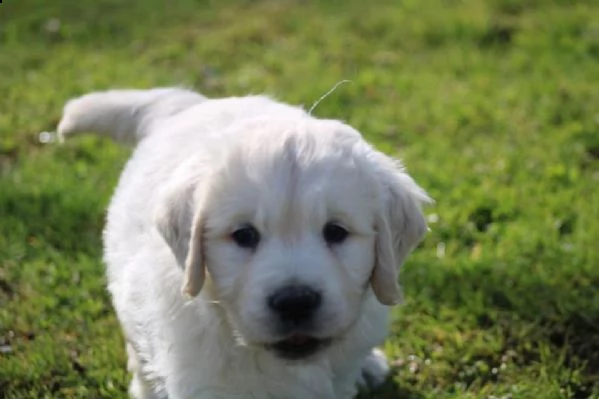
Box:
58;88;431;399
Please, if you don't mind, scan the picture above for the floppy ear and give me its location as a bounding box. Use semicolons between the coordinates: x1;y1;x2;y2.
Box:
371;159;431;306
154;182;206;298
183;214;205;298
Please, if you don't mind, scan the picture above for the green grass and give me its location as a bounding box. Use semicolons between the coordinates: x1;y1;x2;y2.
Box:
1;0;599;397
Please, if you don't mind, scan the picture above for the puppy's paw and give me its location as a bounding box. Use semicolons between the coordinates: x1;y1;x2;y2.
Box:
357;348;390;389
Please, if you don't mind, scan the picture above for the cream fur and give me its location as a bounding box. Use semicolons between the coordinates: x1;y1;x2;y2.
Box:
58;88;430;399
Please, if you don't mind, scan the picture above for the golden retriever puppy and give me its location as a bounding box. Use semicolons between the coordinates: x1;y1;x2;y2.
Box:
58;88;430;399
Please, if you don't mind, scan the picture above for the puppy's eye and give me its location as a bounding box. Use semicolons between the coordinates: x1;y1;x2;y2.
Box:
231;224;260;249
323;222;349;245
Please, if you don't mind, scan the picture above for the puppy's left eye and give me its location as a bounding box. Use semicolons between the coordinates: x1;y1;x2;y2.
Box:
323;222;349;245
231;224;260;249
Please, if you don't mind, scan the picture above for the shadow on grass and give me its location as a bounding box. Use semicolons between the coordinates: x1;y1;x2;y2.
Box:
358;377;424;399
2;0;204;46
0;187;105;256
403;259;599;393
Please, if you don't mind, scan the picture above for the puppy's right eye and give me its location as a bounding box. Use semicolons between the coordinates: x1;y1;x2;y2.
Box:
231;224;260;249
323;222;349;245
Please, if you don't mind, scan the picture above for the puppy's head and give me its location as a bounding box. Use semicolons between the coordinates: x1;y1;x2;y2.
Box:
155;117;430;360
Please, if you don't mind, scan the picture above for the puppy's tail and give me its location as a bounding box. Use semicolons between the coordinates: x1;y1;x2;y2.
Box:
57;88;206;145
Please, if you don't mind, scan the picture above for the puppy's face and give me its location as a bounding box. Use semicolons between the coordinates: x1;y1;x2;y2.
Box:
157;118;429;361
203;132;380;359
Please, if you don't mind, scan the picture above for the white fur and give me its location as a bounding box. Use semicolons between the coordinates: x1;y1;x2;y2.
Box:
58;88;431;399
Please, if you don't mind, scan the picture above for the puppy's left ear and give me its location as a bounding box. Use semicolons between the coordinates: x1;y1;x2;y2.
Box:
372;158;431;306
154;181;206;298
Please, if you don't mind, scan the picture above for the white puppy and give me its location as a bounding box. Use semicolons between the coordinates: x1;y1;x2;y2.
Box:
58;88;430;399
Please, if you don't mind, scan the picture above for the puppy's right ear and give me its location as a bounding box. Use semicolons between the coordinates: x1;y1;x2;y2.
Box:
154;182;205;298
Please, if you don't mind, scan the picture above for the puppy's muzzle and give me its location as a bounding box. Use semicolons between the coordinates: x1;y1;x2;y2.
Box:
267;285;322;326
265;285;330;360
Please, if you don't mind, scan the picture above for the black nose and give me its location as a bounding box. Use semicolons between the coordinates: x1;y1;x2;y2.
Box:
268;285;322;323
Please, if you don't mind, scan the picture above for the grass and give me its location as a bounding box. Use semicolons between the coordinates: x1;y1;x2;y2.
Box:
1;0;599;397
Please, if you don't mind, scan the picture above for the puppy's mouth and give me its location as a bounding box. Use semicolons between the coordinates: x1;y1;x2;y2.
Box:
267;334;331;360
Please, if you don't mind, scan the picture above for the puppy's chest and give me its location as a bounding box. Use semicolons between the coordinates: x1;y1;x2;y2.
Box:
179;359;337;399
190;383;335;399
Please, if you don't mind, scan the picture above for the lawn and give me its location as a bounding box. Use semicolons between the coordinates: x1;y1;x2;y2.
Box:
1;0;598;398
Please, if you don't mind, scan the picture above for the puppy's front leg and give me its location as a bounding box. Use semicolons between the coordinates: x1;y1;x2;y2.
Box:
358;348;390;389
333;348;390;398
